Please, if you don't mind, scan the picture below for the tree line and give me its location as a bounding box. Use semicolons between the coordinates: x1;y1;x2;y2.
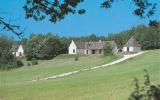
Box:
25;33;107;60
107;25;160;50
1;24;160;69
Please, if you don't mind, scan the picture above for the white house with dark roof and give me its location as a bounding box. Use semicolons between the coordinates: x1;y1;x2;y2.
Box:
10;44;25;57
123;36;141;52
68;40;118;55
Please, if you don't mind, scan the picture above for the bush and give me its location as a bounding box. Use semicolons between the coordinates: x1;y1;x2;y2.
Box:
32;58;38;65
17;60;24;67
0;36;24;70
0;52;24;70
27;62;31;66
129;69;160;100
75;56;79;61
104;42;114;56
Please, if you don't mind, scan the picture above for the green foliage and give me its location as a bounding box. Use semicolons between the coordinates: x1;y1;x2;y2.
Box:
23;0;158;27
70;33;106;42
17;60;24;67
129;70;160;100
75;56;79;61
0;36;23;70
31;58;38;65
0;49;24;70
59;37;70;54
26;34;64;60
23;0;85;23
27;62;31;66
107;25;160;50
104;42;114;55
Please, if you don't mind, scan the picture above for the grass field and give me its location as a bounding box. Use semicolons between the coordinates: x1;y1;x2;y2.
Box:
0;50;160;100
0;54;119;85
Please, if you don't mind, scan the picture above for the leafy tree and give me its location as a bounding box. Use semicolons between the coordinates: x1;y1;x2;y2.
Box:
25;34;44;60
0;36;23;70
59;37;70;54
69;34;106;42
107;25;160;50
104;42;113;55
23;0;158;25
0;0;159;36
26;34;62;60
89;34;97;41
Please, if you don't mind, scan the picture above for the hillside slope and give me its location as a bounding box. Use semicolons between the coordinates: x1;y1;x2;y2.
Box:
0;50;160;100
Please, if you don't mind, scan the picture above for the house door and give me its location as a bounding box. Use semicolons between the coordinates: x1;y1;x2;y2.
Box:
73;49;75;53
86;50;88;54
99;50;102;54
92;50;95;54
19;52;21;56
127;47;129;52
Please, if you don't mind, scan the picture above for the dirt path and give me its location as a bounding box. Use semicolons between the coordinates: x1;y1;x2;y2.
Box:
30;51;147;82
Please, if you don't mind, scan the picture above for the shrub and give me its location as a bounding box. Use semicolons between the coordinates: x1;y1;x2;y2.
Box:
0;52;24;70
31;58;38;65
75;56;79;61
17;60;24;67
129;69;160;100
104;42;114;56
27;62;31;66
0;36;24;70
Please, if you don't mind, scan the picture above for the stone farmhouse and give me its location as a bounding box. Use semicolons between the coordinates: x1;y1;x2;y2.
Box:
123;36;141;52
69;40;118;55
10;44;25;57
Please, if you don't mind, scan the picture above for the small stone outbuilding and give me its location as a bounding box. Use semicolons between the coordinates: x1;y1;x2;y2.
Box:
123;36;141;52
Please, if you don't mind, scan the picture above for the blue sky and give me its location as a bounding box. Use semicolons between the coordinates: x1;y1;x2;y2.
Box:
0;0;155;39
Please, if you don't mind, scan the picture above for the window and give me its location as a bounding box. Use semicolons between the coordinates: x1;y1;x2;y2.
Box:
73;49;75;53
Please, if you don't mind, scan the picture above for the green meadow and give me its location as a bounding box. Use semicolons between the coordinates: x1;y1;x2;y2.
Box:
0;50;160;100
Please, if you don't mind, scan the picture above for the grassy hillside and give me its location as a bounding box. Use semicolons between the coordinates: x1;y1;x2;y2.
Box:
0;54;119;84
0;50;160;100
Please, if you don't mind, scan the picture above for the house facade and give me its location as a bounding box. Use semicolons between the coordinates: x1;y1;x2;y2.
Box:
10;44;25;57
69;40;118;55
123;36;141;52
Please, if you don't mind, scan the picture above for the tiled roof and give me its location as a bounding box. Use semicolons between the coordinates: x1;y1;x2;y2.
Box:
10;45;19;52
10;44;24;52
124;36;141;47
74;42;86;49
74;40;116;50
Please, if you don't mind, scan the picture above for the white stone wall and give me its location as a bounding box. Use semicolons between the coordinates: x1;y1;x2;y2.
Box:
15;45;25;57
68;40;77;54
129;47;134;52
85;49;92;54
123;47;128;52
112;43;118;54
123;46;141;52
133;47;141;52
77;49;85;54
